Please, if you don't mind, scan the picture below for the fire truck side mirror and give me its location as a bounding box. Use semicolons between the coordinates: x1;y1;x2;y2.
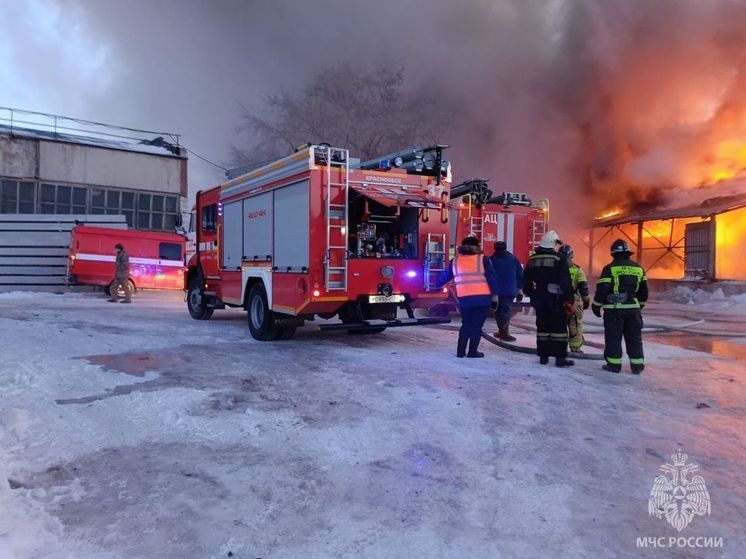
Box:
175;213;183;227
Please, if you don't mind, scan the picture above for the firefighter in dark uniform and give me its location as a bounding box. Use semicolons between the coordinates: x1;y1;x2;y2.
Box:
522;230;575;367
438;236;498;358
592;239;648;374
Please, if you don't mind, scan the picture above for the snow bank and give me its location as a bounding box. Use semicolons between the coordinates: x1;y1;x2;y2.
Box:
659;285;746;310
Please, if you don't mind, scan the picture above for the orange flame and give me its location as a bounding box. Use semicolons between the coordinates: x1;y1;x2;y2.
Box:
595;208;622;220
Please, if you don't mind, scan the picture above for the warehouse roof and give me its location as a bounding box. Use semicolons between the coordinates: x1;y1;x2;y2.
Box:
0;123;184;158
592;191;746;227
0;107;184;159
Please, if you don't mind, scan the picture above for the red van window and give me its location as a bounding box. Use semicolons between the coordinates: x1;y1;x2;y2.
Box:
159;242;182;261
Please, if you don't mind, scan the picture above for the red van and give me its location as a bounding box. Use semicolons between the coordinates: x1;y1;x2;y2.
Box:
67;225;185;295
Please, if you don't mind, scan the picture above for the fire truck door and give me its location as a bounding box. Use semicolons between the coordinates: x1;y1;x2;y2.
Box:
156;241;184;289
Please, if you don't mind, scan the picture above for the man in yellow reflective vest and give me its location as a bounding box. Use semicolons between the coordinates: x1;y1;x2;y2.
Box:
438;236;498;358
592;239;649;374
560;244;590;353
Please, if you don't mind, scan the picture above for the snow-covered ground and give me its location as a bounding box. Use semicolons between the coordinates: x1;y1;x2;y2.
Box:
1;291;745;558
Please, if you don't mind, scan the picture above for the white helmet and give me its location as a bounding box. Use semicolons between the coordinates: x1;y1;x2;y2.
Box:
539;230;561;249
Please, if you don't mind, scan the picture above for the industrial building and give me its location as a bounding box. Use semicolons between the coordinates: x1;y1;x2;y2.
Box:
0;107;188;289
588;190;746;283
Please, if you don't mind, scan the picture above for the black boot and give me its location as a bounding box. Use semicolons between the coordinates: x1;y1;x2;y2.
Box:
539;355;549;365
497;320;517;342
631;365;644;374
555;356;575;367
602;363;621;373
467;335;484;358
457;333;468;358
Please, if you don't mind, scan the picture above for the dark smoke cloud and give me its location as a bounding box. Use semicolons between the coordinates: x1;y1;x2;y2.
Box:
10;0;746;236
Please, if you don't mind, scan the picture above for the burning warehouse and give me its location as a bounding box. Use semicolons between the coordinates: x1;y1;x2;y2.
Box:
587;188;746;282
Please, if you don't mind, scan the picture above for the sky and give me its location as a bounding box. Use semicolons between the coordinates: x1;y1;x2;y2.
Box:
2;0;746;236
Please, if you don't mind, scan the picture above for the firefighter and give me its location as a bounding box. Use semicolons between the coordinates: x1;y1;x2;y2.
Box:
522;230;575;367
560;244;590;353
489;240;523;342
438;236;498;358
109;243;132;303
592;239;648;374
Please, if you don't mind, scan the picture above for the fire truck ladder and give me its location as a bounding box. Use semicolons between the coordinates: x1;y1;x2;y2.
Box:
470;215;483;241
424;232;447;291
531;200;548;252
323;145;350;291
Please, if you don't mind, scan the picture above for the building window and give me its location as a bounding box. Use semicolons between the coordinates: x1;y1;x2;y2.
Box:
72;187;87;214
121;191;135;227
106;190;121;214
137;193;151;228
40;183;56;214
56;185;72;214
0;179;34;213
90;188;105;214
0;178;178;229
135;192;178;231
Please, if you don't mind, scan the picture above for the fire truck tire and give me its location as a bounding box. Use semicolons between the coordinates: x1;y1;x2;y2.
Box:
187;279;214;320
108;279;137;299
247;283;281;341
277;326;297;340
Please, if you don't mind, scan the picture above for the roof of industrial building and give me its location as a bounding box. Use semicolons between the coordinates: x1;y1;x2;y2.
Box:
592;191;746;227
0;123;184;158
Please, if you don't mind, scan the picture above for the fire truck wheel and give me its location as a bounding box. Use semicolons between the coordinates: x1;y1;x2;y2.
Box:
247;283;281;341
277;326;297;340
108;279;137;299
187;279;214;320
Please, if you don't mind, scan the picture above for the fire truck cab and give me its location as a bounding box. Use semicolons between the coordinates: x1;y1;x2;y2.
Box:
186;144;452;340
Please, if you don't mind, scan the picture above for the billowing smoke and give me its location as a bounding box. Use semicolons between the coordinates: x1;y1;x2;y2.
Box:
6;0;746;234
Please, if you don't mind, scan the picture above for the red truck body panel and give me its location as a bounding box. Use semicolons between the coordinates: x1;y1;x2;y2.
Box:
68;225;185;290
452;202;546;265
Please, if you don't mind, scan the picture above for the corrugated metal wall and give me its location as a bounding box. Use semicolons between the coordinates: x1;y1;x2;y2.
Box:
0;214;126;291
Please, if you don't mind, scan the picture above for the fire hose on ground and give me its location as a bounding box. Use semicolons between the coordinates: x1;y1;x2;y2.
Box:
435;315;746;360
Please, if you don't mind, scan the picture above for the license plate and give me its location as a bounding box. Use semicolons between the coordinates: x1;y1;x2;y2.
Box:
368;294;405;304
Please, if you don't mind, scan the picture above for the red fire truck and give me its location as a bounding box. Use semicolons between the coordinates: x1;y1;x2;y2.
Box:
67;225;185;295
450;179;548;265
185;144;452;340
422;179;549;317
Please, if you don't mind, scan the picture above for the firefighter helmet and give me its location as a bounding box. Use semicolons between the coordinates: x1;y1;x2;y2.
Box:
610;239;632;256
539;230;562;249
560;244;574;260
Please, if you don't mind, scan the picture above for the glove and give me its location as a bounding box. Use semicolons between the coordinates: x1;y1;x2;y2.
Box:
582;298;590;310
592;304;602;318
515;290;524;302
563;301;575;317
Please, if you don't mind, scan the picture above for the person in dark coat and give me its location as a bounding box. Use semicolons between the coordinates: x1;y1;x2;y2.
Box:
592;239;649;374
522;230;574;367
109;243;132;303
438;236;498;358
489;240;523;342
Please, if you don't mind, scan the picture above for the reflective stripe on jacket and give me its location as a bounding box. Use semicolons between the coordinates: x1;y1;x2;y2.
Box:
453;253;491;298
593;258;648;310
